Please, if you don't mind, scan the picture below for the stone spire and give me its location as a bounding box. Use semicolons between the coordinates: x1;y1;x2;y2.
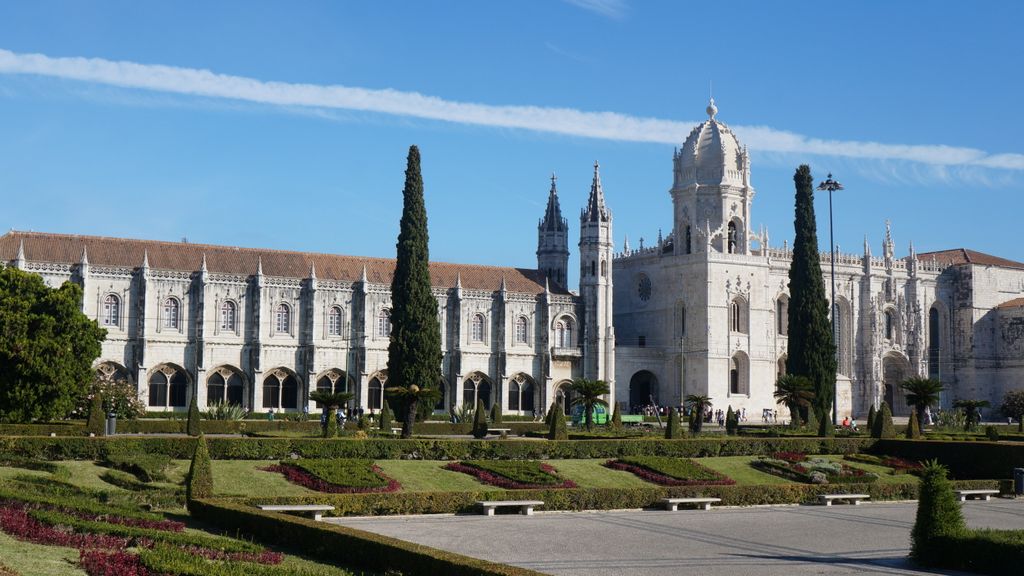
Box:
623;234;630;252
309;260;317;280
360;264;368;283
141;249;150;271
80;246;89;267
200;253;208;273
582;161;610;223
539;173;566;232
883;220;895;262
14;239;25;269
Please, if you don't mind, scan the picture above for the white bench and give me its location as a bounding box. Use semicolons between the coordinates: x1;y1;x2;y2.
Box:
488;428;512;436
257;504;335;521
477;500;544;516
955;489;999;502
662;497;721;511
391;427;403;435
818;493;870;506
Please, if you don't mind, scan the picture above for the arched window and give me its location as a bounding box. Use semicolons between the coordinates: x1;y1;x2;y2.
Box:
729;354;748;395
506;375;535;413
149;372;168;407
776;296;789;335
515;316;529;344
207;369;243;405
275;304;291;334
928;306;941;377
262;370;298;410
885;310;895;341
315;371;350;408
208;372;226;404
508;380;521;411
463;374;492;410
471;314;486;343
163;298;180;329
102;294;120;327
149;365;188;408
730;299;746;334
601;260;607;277
685;225;692;254
220;301;237;332
328;306;344;336
377;309;391;338
590;261;596;276
555;317;574;348
730;359;740;394
727;221;737;254
368;372;387;411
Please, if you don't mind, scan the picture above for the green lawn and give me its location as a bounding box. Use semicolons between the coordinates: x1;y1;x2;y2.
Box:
819;455;918;485
540;459;652;488
0;531;85;576
695;456;797;485
374;460;490;492
210;460;319;497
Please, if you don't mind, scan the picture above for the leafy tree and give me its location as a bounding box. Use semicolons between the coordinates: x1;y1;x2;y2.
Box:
0;266;105;422
378;399;394;433
684;395;712;435
871;401;896;438
785;165;837;425
86;391;105;436
953;399;989;432
910;460;966;564
548;399;568;440
665;407;682;439
568;378;610;432
185;434;213;508
472;399;488;439
906;409;922;439
725;406;737;435
866;404;877;433
75;371;145;421
490;402;503;425
1000;390;1024;432
774;374;814;427
610;403;622;430
309;390;353;438
385;145;443;439
817;411;834;437
186;395;201;437
901;377;943;430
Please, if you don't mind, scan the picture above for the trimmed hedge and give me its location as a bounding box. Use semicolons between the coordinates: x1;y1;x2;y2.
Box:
190;498;548;576
926;530;1024;574
104;452;171;482
0;435;879;461
873;439;1024;479
286;459;391;489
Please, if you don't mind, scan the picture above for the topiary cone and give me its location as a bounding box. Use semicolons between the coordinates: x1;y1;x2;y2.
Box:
472;399;488;439
665;407;682;439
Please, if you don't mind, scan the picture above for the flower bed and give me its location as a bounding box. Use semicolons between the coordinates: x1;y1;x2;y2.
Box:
263;459;401;494
603;456;735;486
445;461;577;489
845;453;923;475
752;454;879;485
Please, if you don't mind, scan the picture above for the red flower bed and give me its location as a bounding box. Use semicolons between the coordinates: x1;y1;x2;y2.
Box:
444;462;578;489
262;464;401;494
603;461;736;487
0;506;129;550
183;545;284;565
78;550;153;576
882;456;924;474
772;451;808;463
70;510;185;533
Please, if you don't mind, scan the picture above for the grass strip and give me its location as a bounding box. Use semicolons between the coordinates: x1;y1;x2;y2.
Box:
138;543;355;575
0;486;160;522
606;457;735;486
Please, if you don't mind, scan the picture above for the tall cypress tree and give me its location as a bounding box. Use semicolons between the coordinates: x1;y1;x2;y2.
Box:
386;146;443;438
786;165;837;424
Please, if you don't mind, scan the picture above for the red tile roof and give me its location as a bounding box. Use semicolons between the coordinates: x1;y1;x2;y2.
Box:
997;298;1024;310
0;231;567;295
916;248;1024;270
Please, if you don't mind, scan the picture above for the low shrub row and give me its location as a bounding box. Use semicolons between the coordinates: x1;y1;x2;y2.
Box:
925;530;1024;574
189;498;549;576
104;452;171;482
873;439;1024;479
605;457;734;486
446;461;576;489
0;435;879;461
0;482;162;521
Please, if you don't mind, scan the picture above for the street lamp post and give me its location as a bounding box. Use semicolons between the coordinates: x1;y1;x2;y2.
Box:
817;173;843;425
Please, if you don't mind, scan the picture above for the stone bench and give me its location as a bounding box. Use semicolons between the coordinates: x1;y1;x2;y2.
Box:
391;427;403;435
488;428;512;436
818;493;870;506
955;489;1000;502
257;504;335;521
661;497;721;511
477;500;544;516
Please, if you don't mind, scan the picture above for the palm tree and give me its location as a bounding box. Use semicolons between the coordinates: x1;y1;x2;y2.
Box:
900;377;944;429
308;390;354;433
953;399;990;432
684;395;713;434
385;385;441;438
773;374;814;427
568;379;610;432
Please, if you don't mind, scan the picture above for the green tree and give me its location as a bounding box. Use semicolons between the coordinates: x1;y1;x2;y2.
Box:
185;434;213;508
309;390;353;438
901;377;944;431
186;395;201;437
785;165;837;426
0;266;106;422
818;411;835;437
866;404;877;433
725;406;737;435
548;399;568;440
86;391;105;436
804;406;819;434
684;395;712;435
906;409;922;439
774;374;814;427
871;401;896;438
472;399;488;439
1000;390;1024;432
490;402;503;425
385;145;443;439
910;460;966;564
378;399;394;433
77;372;145;421
665;407;682;439
610;403;622;430
953;399;989;432
568;378;610;432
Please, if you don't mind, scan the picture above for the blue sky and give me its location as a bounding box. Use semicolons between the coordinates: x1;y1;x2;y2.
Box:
1;1;1022;288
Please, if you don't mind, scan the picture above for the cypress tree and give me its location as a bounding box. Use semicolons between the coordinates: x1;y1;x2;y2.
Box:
86;391;105;436
490;402;503;425
911;461;966;564
906;409;922;439
472;399;488;439
386;146;442;434
379;400;394;433
544;403;555;426
324;408;338;438
866;404;877;433
804;406;819;434
185;434;213;508
665;407;682;439
785;165;838;426
548;400;568;440
610;403;622;430
872;401;896;438
818;411;834;437
725;406;737;435
688;409;698;434
186;395;201;437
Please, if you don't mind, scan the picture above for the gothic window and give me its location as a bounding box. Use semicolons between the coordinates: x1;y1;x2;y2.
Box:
208;369;243;406
685;225;692;254
730;299;746;334
508;380;521;411
463;374;492;410
148;365;188;408
680;305;686;336
102;294;120;327
730;360;739;394
315;371;350;407
377;309;391;338
148;372;168;407
220;301;237;332
776;296;789;336
471;314;485;343
885;310;895;341
928;306;941;378
727;221;737;254
515;316;529;344
163;297;180;330
275;303;291;334
262;370;298;410
601;260;607;277
729;353;749;395
555;317;574;348
367;372;386;410
328;306;344;336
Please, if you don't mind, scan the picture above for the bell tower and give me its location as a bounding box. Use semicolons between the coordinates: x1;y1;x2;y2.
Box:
537;173;569;288
579;162;615;387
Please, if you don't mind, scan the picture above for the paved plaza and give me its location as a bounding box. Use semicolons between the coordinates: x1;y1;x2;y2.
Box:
329;499;1024;575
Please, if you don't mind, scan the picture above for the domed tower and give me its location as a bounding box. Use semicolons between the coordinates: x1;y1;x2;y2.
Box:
671;99;754;255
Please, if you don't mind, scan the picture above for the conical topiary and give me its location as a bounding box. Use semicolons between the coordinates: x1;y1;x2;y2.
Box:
472;399;488;439
610;403;622;430
548;400;568;440
872;401;896;438
911;461;966;564
818;411;834;437
186;434;213;508
688;409;699;434
725;406;738;435
544;403;555;426
324;408;338;438
866;404;877;433
804;407;819;434
379;400;394;432
665;407;682;439
906;409;922;439
86;391;105;436
187;395;201;437
490;402;503;425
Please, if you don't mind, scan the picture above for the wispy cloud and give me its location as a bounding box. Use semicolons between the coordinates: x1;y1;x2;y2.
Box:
1;48;1022;172
562;0;628;19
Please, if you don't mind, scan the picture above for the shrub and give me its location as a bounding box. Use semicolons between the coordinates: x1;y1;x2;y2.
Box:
445;461;576;490
610;404;622;430
87;392;105;436
872;402;896;438
911;460;967;563
472;400;488;439
104;452;170;483
725;407;737;436
607;456;734;486
490;403;503;425
204;400;246;421
187;396;201;437
378;400;393;433
323;409;338;439
548;403;568;441
866;404;876;432
985;426;1000;441
186;435;213;505
752;456;879;485
906;410;922;439
73;375;146;421
665;407;682;439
